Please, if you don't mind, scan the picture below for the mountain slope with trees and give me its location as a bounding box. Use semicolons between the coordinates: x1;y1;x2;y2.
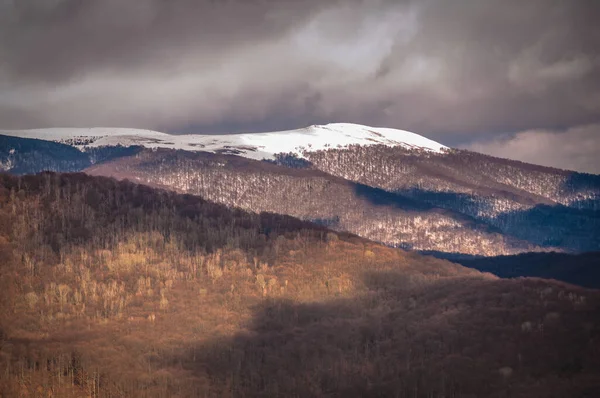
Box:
2;130;599;254
84;145;600;254
305;146;600;251
1;172;599;397
0;134;141;175
86;149;543;256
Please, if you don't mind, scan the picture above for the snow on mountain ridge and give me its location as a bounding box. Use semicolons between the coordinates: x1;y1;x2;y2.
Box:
0;123;447;160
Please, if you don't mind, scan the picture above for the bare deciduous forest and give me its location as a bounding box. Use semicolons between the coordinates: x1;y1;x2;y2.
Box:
85;149;548;256
1;172;599;397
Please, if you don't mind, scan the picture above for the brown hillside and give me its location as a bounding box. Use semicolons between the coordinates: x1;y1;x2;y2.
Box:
0;173;599;397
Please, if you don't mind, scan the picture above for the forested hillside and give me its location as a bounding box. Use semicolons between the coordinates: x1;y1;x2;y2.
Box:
4;133;599;255
305;146;600;251
307;146;600;208
0;134;141;175
1;172;599;397
85;146;600;254
87;149;542;256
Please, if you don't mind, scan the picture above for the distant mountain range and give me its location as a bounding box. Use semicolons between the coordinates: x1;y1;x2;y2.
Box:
2;123;599;257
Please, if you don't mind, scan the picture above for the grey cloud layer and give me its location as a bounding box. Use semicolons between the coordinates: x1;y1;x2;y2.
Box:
1;0;599;146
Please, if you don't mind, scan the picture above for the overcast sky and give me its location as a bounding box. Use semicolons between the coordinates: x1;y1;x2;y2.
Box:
1;0;599;172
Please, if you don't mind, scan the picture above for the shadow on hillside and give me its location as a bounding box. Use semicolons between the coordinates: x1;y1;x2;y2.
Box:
438;251;600;290
175;270;600;397
562;172;600;197
0;134;90;175
0;134;144;175
492;203;600;250
354;183;600;252
353;184;432;211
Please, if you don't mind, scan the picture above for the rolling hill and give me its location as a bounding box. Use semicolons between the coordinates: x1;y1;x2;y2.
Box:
1;172;599;397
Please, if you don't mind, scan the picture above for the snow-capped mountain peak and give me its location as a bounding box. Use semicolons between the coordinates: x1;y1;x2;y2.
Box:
0;123;447;160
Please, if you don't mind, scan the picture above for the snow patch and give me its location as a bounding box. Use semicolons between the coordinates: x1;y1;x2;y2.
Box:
1;123;447;160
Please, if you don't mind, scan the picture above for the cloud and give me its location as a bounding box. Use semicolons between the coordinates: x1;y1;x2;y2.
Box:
0;0;599;141
463;124;600;174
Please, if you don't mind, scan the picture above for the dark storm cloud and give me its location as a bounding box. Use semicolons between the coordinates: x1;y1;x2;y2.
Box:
1;0;599;154
2;0;323;81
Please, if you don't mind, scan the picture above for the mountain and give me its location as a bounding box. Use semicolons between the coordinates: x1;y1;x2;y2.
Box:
86;148;543;256
1;172;599;397
0;123;446;160
2;123;599;255
303;145;600;251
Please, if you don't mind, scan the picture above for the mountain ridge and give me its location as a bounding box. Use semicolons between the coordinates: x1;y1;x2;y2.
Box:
1;123;598;255
0;123;447;161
